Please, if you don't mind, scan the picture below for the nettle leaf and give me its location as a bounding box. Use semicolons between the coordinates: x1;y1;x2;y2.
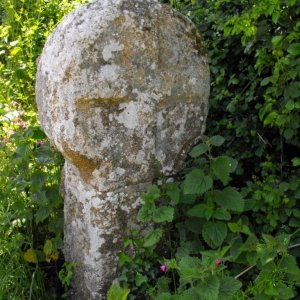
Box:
214;208;231;221
143;228;163;248
35;206;51;223
215;187;244;212
195;276;220;300
153;206;174;223
212;156;237;184
137;202;155;222
210;135;225;147
178;256;202;283
218;277;242;300
186;204;206;218
189;143;209;158
30;173;46;193
202;221;227;248
281;254;299;276
140;185;160;203
184;169;213;195
165;182;181;204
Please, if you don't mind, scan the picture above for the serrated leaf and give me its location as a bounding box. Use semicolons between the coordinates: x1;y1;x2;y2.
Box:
189;143;209;158
143;228;163;247
281;254;299;275
184;169;213;195
35;206;51;223
107;282;130;300
166;183;181;204
215;187;244;212
212;156;233;184
187;204;206;218
140;185;160;203
202;221;227;248
210;135;225;147
24;248;38;264
137;202;155;222
153;206;174;223
214;208;231;220
195;276;220;300
218;277;242;300
178;256;202;283
30;173;46;193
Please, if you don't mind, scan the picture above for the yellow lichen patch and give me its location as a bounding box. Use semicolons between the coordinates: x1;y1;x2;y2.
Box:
61;141;97;183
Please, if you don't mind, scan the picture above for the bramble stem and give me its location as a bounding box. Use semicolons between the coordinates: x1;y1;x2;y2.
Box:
234;265;255;280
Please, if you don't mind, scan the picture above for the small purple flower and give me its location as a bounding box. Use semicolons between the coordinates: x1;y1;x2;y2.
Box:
37;140;45;145
215;259;221;266
160;265;166;272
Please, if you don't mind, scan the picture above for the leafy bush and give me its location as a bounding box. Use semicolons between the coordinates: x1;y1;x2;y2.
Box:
109;0;300;299
0;0;89;298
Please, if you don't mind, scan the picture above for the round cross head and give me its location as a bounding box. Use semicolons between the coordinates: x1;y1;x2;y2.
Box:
36;0;210;190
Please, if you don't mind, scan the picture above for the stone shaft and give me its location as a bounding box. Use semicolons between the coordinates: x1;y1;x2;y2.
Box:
36;0;209;298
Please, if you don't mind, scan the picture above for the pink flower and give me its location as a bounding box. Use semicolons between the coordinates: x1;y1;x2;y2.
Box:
37;140;45;145
160;265;166;272
215;259;221;266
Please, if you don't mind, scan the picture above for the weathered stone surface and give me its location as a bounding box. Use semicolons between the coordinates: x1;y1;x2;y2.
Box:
36;0;209;298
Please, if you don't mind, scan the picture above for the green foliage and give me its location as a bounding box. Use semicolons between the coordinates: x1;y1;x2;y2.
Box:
107;282;130;300
0;0;90;298
109;138;300;299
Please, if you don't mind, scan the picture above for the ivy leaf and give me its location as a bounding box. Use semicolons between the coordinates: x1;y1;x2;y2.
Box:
212;156;235;185
153;206;174;223
218;277;242;300
215;187;244;212
143;228;163;247
210;135;225;147
202;221;227;248
184;169;213;195
195;276;220;300
165;182;181;204
189;143;209;158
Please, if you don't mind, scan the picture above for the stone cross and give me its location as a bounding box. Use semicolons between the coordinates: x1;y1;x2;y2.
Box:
36;0;209;298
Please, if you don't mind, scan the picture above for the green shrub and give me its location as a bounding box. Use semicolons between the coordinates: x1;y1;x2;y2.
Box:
0;0;89;298
109;0;300;298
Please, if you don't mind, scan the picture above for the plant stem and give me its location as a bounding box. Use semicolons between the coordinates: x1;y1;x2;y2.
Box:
288;242;300;249
234;265;255;280
234;241;300;280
